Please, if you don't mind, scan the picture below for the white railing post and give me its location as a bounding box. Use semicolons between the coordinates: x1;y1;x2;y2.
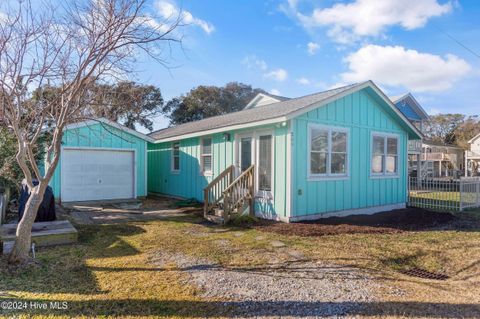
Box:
460;178;463;212
476;179;480;207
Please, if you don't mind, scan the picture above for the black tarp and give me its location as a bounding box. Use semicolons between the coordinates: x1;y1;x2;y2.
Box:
18;180;56;222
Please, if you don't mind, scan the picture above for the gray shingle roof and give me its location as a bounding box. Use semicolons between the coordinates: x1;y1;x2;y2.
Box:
149;83;362;141
260;92;290;102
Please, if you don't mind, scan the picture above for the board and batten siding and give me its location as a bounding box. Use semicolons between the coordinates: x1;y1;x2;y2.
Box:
49;123;147;199
291;89;408;219
147;124;289;219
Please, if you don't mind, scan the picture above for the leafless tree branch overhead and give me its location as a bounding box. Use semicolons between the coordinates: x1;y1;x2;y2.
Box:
0;0;182;264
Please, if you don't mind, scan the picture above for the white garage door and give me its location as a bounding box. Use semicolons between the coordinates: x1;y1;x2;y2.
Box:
61;148;135;202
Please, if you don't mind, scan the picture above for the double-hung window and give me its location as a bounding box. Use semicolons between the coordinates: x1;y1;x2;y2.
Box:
201;137;213;174
308;124;349;178
371;133;399;176
172;142;180;172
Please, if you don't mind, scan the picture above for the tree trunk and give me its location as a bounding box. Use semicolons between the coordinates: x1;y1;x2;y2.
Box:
8;185;46;264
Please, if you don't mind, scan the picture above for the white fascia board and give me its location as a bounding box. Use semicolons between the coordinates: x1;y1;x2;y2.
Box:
405;93;430;120
468;133;480;144
284;81;423;140
153;117;287;143
66;118;155;143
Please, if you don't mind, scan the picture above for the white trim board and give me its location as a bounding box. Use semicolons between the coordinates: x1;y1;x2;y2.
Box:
153;117;288;143
65;118;155;143
288;203;406;222
468;133;480;144
285;81;422;139
392;93;429;120
152;81;422;144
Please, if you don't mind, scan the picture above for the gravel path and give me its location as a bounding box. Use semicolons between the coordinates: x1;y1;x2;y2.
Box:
150;251;379;318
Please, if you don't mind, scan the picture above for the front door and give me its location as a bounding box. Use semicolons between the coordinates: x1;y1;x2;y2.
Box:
236;131;274;217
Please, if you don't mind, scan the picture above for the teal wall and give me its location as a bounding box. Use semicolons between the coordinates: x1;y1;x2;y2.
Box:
50;123;147;200
291;88;408;218
147;124;289;218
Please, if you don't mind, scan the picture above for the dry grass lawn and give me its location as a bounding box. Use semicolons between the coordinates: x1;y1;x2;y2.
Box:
1;207;479;318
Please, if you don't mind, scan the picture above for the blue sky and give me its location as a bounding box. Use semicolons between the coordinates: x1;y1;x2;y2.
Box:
112;1;480;131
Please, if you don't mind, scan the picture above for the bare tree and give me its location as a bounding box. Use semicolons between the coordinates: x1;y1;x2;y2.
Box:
0;0;180;264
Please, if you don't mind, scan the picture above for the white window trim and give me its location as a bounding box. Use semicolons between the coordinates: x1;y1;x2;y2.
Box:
370;131;400;178
171;142;180;174
200;137;213;176
255;130;275;195
307;123;350;181
233;130;275;199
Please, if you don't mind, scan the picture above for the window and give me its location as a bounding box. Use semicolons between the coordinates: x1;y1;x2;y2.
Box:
308;125;348;178
201;137;212;174
258;135;272;191
172;142;180;172
371;133;399;176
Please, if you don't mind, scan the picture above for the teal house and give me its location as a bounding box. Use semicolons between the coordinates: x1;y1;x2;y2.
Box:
50;81;421;222
147;81;422;222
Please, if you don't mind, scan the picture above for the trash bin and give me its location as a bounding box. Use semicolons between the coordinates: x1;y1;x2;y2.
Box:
18;179;56;222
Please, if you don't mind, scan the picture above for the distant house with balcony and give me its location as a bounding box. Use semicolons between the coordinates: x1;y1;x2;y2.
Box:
391;93;465;178
466;133;480;176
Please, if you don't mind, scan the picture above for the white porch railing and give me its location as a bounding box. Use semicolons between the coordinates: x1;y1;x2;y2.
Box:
460;177;480;211
408;140;422;153
408;177;480;212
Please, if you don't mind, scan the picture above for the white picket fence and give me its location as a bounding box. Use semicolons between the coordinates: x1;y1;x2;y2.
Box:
408;177;480;212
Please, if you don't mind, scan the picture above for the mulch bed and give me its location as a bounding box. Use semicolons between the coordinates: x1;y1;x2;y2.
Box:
254;207;458;237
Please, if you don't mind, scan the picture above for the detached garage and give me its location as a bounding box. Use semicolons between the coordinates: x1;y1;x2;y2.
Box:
48;118;153;202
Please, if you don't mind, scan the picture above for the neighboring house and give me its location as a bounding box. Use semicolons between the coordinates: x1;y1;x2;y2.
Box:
147;81;422;222
47;118;153;202
466;133;480;176
391;93;464;178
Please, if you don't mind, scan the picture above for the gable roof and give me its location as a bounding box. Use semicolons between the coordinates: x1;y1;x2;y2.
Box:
244;92;290;109
468;133;480;144
65;118;155;143
149;81;422;143
390;93;429;121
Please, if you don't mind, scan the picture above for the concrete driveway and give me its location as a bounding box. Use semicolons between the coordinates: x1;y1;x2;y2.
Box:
61;196;202;225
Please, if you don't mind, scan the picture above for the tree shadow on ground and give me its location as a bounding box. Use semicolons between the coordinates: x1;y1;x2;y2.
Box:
0;298;479;318
0;224;145;295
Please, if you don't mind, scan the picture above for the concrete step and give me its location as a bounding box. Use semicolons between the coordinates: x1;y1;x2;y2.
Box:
0;220;78;250
205;214;225;225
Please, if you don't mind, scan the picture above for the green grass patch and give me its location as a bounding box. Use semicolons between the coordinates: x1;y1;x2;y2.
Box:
1;210;480;318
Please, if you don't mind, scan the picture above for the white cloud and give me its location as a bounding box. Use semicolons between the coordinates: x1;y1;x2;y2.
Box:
297;77;311;85
241;55;268;71
283;0;452;44
270;89;281;95
307;42;320;55
156;0;214;34
242;55;288;82
340;44;471;92
265;68;288;82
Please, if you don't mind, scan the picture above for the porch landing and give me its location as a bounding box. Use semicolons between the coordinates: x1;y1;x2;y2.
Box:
1;220;78;254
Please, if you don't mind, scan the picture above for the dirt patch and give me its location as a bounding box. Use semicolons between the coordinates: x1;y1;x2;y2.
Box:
255;208;457;237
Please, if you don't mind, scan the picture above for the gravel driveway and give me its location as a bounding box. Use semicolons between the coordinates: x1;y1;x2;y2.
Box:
150;251;378;318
